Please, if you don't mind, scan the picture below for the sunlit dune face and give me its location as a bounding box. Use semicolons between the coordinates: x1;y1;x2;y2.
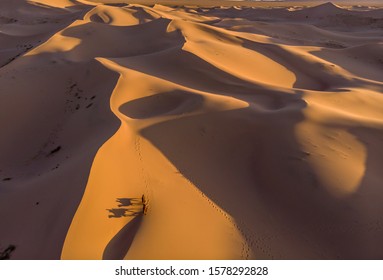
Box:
28;0;82;8
25;33;82;56
296;88;383;197
296;121;366;197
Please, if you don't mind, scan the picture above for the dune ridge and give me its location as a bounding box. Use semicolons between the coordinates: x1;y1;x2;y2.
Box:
1;1;383;259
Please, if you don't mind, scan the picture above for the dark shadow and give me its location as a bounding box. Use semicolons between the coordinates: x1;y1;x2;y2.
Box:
0;54;121;259
48;146;61;156
0;45;33;68
101;2;128;7
103;213;143;260
0;245;16;260
103;197;145;259
0;1;91;69
90;13;111;24
339;126;383;258
107;208;138;218
121;86;382;259
107;198;143;218
119;91;204;119
116;198;134;207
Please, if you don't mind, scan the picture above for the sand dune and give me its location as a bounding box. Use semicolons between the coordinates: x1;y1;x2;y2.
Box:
1;1;383;259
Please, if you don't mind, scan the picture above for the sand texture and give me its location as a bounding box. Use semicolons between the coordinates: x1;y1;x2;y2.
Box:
1;0;383;259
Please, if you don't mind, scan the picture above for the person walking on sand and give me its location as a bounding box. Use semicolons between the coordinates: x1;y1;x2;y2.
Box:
142;194;147;215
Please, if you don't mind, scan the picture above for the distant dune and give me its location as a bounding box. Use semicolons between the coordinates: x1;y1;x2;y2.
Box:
1;0;383;260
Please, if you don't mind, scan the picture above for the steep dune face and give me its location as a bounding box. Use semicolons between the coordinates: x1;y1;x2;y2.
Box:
0;47;121;258
0;0;120;259
1;1;383;259
0;0;90;67
83;5;160;25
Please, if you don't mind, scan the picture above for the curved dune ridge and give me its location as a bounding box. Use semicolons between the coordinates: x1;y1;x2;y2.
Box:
1;0;383;259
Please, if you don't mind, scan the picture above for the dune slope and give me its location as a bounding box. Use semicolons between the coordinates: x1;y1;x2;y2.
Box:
1;1;383;259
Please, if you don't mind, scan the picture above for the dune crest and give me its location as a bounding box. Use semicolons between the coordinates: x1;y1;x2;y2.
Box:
1;1;383;259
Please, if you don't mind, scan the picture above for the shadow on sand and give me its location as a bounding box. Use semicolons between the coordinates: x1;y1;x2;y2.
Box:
106;198;142;218
118;84;383;259
103;213;143;260
103;198;144;259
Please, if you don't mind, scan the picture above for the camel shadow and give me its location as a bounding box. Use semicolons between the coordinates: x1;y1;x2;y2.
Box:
103;197;145;259
106;198;143;218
